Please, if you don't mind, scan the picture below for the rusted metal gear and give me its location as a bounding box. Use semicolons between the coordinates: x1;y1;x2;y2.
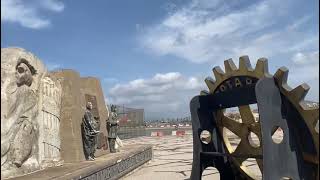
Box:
202;56;319;179
274;67;319;179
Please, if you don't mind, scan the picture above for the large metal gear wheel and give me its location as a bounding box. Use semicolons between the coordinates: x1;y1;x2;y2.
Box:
201;56;319;179
274;67;319;179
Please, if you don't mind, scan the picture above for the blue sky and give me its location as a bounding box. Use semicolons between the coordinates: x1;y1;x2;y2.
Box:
1;0;319;119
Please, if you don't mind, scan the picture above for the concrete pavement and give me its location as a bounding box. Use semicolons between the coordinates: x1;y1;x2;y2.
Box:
121;134;263;180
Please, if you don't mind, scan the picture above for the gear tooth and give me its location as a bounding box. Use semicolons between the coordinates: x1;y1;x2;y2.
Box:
224;58;238;73
212;66;225;81
274;67;294;92
274;67;289;85
200;90;209;95
239;55;253;71
290;83;310;101
301;101;319;111
205;77;216;91
301;105;319;133
314;119;319;134
255;58;269;75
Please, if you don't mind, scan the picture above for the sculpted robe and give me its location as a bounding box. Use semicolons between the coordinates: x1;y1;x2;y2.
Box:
1;83;38;168
81;109;98;159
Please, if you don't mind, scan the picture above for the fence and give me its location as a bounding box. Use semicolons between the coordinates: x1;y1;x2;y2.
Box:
117;126;193;139
118;126;146;139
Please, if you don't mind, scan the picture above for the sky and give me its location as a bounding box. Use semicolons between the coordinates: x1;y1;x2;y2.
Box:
1;0;319;120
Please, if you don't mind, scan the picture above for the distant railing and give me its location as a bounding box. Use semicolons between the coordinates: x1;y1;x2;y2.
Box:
118;126;193;139
118;126;147;139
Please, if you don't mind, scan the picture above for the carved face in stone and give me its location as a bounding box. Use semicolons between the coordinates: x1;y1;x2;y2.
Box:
1;48;48;178
87;102;93;110
15;59;36;87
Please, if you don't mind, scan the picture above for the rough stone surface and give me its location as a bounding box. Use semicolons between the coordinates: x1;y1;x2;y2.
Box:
38;74;63;167
49;71;110;162
1;47;111;179
50;70;86;163
1;48;63;178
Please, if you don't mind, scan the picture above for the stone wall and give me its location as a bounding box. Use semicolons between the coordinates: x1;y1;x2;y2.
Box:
50;70;86;162
50;70;110;162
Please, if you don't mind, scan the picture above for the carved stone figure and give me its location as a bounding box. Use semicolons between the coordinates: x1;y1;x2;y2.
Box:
1;49;44;178
38;76;62;167
107;105;120;153
81;102;100;161
1;48;62;178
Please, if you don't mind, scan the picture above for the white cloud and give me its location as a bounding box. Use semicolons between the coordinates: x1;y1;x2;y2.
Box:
108;72;206;119
289;51;319;101
40;0;64;12
287;15;312;31
292;51;319;65
138;0;319;102
1;0;64;29
139;0;317;63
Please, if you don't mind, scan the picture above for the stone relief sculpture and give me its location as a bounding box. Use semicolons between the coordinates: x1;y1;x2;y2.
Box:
38;76;62;167
1;48;62;178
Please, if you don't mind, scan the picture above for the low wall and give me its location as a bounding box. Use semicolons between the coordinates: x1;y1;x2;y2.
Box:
118;127;193;138
80;146;152;180
146;127;192;136
118;127;146;139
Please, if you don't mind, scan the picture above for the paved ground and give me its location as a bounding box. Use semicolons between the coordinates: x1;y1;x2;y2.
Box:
120;134;264;180
121;135;197;180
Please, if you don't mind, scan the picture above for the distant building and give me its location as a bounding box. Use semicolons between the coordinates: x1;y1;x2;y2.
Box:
111;105;145;127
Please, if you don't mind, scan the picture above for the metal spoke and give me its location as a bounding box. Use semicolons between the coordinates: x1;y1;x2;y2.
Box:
239;105;255;124
233;139;261;155
231;141;247;164
249;123;262;139
257;159;263;173
221;116;247;138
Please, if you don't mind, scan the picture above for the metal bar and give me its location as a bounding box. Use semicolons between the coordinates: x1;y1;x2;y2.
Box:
256;77;307;180
200;152;263;159
198;84;257;111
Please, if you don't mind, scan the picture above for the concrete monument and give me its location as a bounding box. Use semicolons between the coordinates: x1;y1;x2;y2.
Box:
1;47;152;180
1;48;62;178
1;48;110;178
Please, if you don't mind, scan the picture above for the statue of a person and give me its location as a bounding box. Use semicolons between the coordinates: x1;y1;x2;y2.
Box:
1;59;38;172
107;105;119;153
81;102;99;161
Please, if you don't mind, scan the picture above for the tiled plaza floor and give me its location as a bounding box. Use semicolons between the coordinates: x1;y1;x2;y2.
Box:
120;134;263;180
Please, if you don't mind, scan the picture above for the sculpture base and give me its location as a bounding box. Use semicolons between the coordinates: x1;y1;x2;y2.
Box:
108;138;117;153
7;145;152;180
